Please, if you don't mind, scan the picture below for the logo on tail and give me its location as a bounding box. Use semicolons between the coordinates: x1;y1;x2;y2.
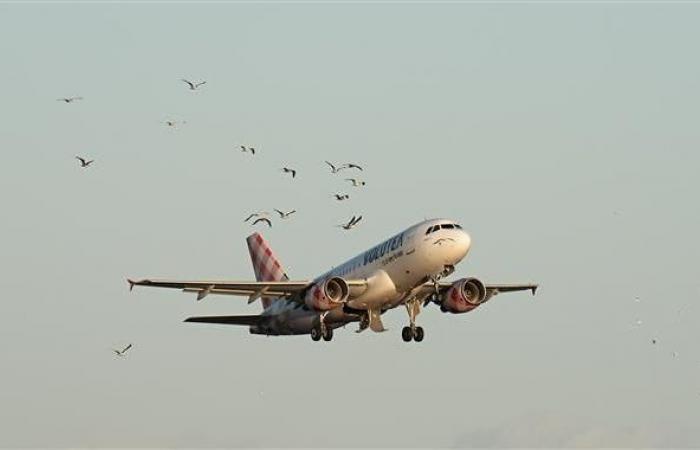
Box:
246;233;289;309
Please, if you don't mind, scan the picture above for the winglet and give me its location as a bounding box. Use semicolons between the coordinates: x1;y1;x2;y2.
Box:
531;285;539;295
127;279;135;292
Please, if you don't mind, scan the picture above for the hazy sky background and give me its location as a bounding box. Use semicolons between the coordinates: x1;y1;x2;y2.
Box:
1;2;699;448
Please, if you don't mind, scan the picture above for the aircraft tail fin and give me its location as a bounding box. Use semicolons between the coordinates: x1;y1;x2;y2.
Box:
246;233;289;310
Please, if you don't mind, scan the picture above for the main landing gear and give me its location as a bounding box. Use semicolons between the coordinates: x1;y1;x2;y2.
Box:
402;298;425;342
310;312;334;342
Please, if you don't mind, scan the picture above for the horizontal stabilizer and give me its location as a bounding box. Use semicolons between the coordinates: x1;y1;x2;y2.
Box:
184;315;262;326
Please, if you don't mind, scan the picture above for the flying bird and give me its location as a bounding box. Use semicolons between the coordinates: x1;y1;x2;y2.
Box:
113;343;133;357
240;145;256;155
244;212;269;222
333;194;350;201
338;215;362;230
345;178;366;187
181;79;207;90
282;167;297;178
75;156;94;168
252;217;273;227
57;96;83;103
274;209;296;219
325;161;341;173
341;163;363;171
164;120;186;127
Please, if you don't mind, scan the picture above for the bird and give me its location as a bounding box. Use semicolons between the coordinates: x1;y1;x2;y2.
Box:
244;212;269;222
434;238;455;245
274;209;296;219
652;338;658;345
164;120;186;127
340;163;363;171
240;145;256;155
57;96;83;103
325;161;341;173
338;215;362;230
113;343;133;357
181;79;206;90
282;167;297;178
333;193;350;201
253;217;273;227
75;156;94;168
345;178;366;187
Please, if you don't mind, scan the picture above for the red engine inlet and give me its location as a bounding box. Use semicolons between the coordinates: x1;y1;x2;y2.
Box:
304;277;350;311
440;278;487;314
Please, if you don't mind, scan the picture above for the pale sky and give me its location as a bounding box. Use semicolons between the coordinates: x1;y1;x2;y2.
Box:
0;2;698;448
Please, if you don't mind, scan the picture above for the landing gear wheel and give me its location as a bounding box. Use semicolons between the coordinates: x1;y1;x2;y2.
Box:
402;326;413;342
413;326;424;342
311;327;321;341
322;327;333;341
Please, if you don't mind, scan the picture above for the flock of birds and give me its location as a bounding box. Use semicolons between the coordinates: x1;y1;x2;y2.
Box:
236;150;368;229
59;78;372;358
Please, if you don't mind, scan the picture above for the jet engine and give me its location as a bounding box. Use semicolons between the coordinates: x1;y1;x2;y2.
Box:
304;277;350;311
440;278;487;314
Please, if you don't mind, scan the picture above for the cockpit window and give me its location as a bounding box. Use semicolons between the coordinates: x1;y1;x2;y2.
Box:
454;224;462;229
425;226;436;235
441;224;455;230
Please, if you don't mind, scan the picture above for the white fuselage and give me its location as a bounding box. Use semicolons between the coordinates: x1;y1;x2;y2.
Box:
250;219;471;335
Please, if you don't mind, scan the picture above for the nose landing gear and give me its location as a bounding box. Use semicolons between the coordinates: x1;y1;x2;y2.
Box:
402;298;425;342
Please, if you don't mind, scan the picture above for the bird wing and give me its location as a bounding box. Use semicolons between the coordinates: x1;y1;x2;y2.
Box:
274;209;284;217
253;218;272;227
195;81;207;87
244;214;256;222
76;156;86;164
325;161;336;171
122;344;132;353
181;79;194;88
352;215;363;226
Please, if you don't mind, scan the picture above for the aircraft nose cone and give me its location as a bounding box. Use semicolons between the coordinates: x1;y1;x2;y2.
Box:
456;231;471;261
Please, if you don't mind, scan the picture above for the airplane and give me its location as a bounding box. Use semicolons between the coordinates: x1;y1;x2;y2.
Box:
128;218;538;342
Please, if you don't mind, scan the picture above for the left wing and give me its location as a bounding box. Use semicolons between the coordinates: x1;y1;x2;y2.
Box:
127;278;368;302
128;278;311;301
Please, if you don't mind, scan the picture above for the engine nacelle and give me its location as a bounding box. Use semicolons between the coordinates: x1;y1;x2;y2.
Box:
304;277;350;311
440;278;487;314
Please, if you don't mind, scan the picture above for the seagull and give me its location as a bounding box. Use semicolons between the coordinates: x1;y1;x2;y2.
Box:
113;343;133;357
240;145;256;155
181;79;207;90
333;193;350;201
253;217;272;227
338;215;362;230
57;96;83;103
244;212;269;222
282;167;297;178
75;156;94;168
341;163;363;171
434;238;456;245
345;178;366;187
164;120;186;127
274;209;296;219
325;161;341;173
